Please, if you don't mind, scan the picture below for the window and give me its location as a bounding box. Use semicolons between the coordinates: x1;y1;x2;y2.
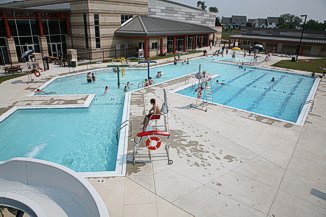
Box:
0;19;6;37
121;14;133;25
94;14;100;48
48;20;60;35
83;14;89;49
138;42;144;50
151;42;158;49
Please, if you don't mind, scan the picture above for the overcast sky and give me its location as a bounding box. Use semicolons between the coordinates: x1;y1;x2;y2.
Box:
0;0;325;21
178;0;326;21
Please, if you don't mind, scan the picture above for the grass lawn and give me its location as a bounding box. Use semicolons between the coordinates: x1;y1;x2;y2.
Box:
272;58;326;74
0;73;27;84
148;50;203;60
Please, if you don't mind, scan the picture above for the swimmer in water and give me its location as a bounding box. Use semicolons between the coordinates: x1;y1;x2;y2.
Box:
271;77;275;82
216;80;225;85
104;86;109;94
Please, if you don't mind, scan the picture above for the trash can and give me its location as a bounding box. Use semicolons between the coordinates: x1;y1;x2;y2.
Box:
71;59;77;67
42;56;49;71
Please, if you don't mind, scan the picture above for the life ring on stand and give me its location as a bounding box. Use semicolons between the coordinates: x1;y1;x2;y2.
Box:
146;136;161;150
32;69;41;77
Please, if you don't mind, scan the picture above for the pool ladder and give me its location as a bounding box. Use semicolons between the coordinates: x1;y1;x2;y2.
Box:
185;76;195;85
204;79;214;103
116;120;132;145
298;100;314;115
138;81;144;88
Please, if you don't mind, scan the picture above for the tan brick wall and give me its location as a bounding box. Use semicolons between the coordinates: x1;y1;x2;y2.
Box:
70;0;148;59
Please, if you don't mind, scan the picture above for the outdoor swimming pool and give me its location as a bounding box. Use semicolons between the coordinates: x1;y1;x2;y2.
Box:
176;64;316;123
0;57;316;174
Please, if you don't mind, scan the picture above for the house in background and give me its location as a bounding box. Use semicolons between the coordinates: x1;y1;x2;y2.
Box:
267;17;279;28
255;18;267;28
221;17;232;29
231;15;247;29
247;19;257;27
221;15;247;29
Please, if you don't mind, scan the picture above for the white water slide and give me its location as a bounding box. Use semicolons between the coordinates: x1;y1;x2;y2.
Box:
0;158;109;217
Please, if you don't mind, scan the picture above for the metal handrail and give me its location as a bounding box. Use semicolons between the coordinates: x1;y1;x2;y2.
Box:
138;81;144;88
115;120;131;144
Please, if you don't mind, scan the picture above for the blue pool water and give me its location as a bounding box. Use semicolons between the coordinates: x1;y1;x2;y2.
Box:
177;63;315;123
0;57;315;172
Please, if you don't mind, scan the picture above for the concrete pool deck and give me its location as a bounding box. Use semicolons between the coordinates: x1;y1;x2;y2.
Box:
88;74;326;217
0;49;325;217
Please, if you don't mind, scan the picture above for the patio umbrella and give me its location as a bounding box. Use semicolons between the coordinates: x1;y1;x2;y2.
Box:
231;47;241;51
254;44;264;51
21;49;35;60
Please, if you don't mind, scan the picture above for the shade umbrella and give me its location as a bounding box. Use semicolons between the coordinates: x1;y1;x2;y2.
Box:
231;47;241;51
254;44;264;51
21;49;35;60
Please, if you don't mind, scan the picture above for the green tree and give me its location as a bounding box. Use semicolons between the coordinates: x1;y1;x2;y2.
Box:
197;1;207;10
278;13;302;29
305;19;326;31
209;6;218;13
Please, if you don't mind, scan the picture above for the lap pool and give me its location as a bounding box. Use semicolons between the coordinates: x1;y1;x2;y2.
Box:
0;57;317;174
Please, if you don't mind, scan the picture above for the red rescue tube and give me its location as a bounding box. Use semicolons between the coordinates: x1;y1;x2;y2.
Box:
137;130;170;138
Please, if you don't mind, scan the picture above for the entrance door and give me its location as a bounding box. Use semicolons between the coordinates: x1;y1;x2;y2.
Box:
50;43;63;57
0;47;9;65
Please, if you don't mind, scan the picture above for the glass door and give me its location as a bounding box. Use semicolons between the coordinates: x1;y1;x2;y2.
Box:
50;43;63;57
0;47;10;65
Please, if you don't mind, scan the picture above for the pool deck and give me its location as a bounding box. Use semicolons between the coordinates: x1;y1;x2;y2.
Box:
1;49;326;217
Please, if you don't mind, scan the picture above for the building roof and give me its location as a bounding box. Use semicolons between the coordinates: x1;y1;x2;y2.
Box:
115;15;216;37
256;18;267;26
267;17;279;23
221;17;231;24
230;34;326;45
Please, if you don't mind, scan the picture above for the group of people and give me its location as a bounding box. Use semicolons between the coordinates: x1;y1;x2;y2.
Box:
173;56;190;65
144;77;154;87
87;72;96;83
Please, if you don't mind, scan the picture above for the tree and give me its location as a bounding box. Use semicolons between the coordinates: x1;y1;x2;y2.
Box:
278;13;302;29
209;7;218;13
197;1;207;10
305;19;326;31
215;17;221;26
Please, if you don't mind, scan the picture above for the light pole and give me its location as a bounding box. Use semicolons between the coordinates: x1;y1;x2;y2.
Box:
296;14;307;61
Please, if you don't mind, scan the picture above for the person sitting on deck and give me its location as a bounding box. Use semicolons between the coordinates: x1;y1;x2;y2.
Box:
142;98;161;131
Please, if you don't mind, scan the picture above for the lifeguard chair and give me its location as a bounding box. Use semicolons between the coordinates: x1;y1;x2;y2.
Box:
133;89;173;165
